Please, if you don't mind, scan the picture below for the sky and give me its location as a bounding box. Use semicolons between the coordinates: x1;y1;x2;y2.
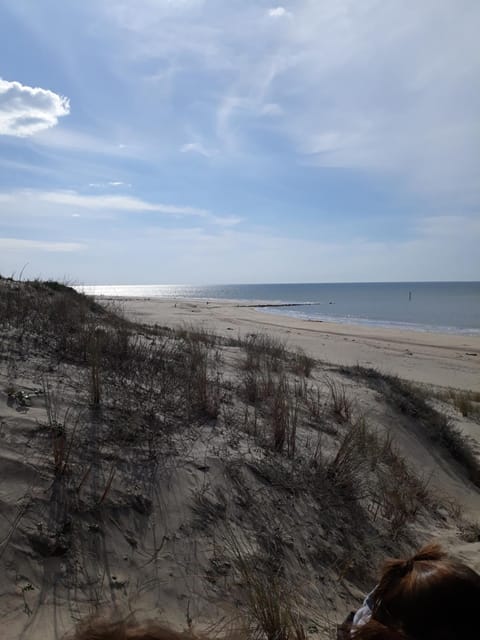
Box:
0;0;479;284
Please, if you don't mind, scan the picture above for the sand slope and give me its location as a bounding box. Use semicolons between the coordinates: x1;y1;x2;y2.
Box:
1;284;479;639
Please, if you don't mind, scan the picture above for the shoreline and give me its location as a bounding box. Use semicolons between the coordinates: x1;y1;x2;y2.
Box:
259;307;480;337
106;296;480;391
95;294;480;338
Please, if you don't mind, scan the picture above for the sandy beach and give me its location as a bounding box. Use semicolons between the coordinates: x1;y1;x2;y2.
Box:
1;280;480;639
116;297;480;391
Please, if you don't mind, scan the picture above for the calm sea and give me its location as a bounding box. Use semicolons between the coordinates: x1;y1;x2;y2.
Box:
78;282;480;335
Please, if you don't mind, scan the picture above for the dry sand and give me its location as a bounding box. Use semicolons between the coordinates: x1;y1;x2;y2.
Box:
2;285;479;639
117;297;480;392
102;295;480;580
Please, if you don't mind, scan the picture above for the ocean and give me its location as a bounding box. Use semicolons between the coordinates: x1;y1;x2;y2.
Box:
78;282;480;335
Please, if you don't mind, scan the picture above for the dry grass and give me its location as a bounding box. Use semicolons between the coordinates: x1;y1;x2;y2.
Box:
43;379;80;476
242;368;277;406
191;487;227;530
433;388;480;419
325;377;353;423
242;333;287;374
303;385;324;423
289;349;315;378
174;324;218;347
226;533;307;640
267;377;299;457
326;418;369;496
87;330;102;407
339;364;480;489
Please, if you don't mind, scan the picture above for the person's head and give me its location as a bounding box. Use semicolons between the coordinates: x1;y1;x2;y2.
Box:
353;543;480;640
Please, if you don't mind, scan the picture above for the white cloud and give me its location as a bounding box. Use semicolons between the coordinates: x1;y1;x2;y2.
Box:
0;157;54;175
37;190;210;215
0;78;70;137
32;126;133;155
88;181;131;188
2;0;478;209
268;7;291;18
113;0;476;200
180;142;216;157
260;103;283;116
0;189;241;226
273;1;480;197
0;237;85;252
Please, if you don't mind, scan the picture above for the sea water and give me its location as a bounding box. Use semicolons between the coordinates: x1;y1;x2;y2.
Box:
78;282;480;335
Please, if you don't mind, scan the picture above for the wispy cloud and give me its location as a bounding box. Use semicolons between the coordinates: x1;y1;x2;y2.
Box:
102;0;476;199
260;103;283;116
0;189;205;215
4;1;479;201
270;1;480;197
37;191;210;215
0;78;70;137
0;0;478;283
0;189;241;226
180;142;216;157
0;237;85;252
88;181;132;188
31;126;133;155
268;7;292;18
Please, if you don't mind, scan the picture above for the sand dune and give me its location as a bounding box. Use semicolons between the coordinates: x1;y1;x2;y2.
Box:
1;282;479;639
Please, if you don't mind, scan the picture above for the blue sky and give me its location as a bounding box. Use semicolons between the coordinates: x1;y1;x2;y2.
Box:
0;0;479;284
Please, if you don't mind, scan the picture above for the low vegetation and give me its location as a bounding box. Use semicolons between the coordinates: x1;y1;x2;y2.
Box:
0;275;476;638
433;387;480;420
339;364;480;489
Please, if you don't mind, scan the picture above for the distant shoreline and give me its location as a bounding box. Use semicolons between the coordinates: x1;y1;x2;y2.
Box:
76;282;480;337
88;293;480;338
104;296;480;391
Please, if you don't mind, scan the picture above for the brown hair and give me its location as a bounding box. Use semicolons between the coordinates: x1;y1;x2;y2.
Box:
353;543;480;640
67;618;199;640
